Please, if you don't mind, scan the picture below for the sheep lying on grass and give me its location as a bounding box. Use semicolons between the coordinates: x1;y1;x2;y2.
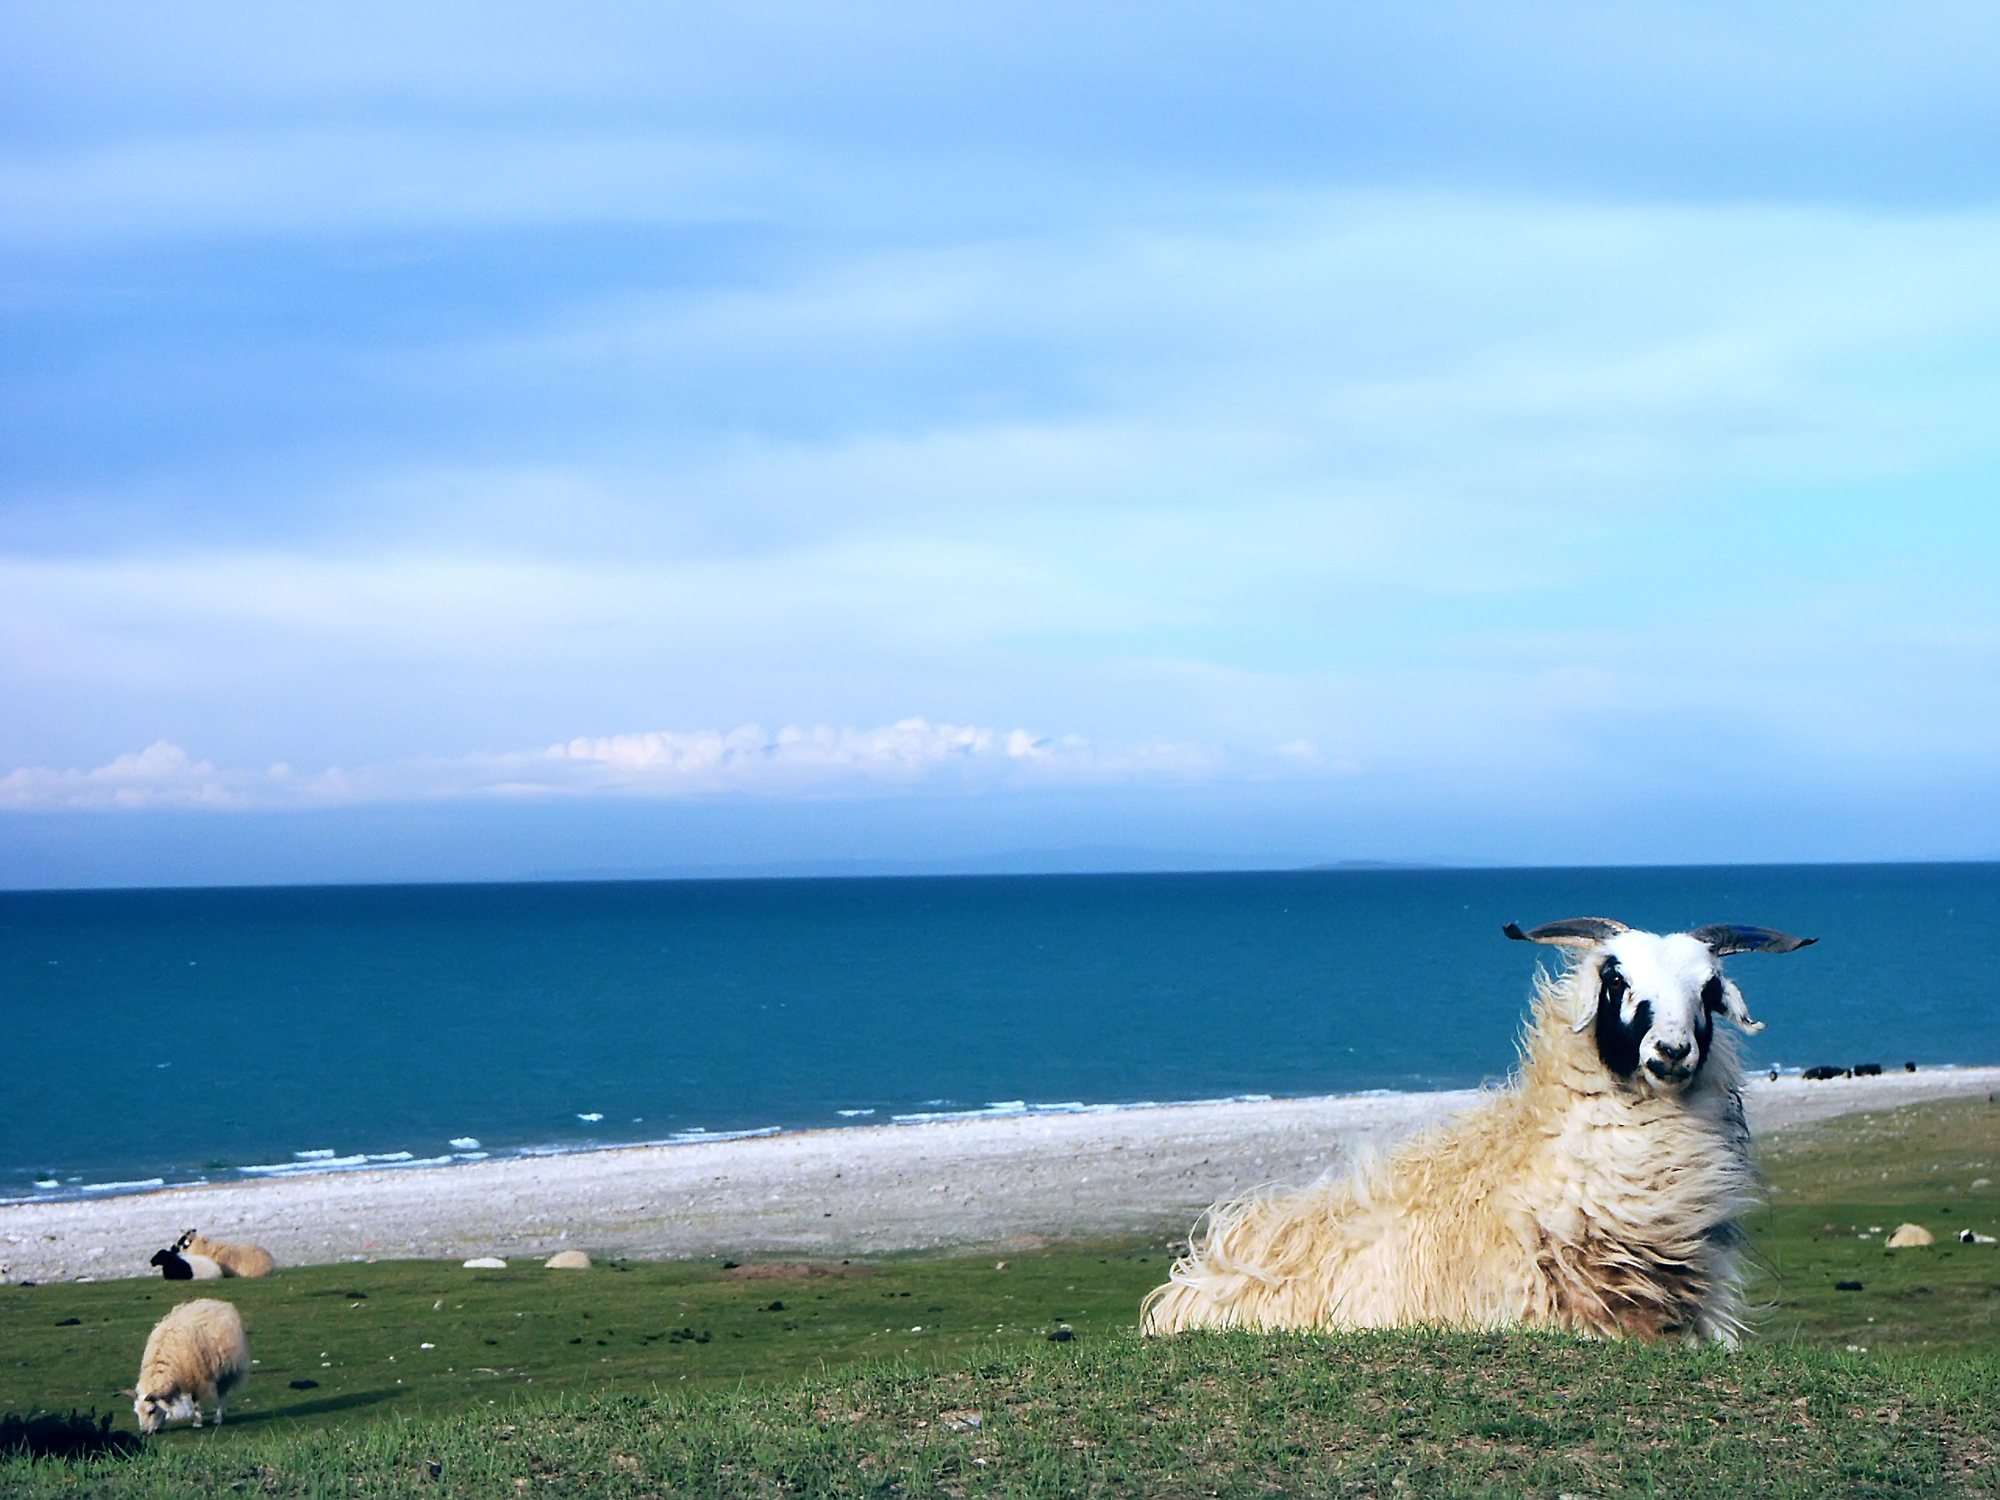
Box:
134;1298;249;1433
184;1230;275;1278
1144;918;1814;1344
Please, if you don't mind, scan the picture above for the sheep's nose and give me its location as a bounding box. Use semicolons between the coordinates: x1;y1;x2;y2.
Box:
1657;1039;1691;1062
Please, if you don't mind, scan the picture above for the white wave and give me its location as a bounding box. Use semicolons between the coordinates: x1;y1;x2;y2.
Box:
837;1108;875;1117
5;1082;1551;1202
507;1124;783;1157
664;1125;782;1144
239;1154;368;1175
893;1092;1279;1125
448;1137;481;1149
893;1101;1025;1124
576;1112;604;1122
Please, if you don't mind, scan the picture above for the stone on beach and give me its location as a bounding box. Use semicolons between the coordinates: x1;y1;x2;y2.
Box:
462;1256;508;1269
544;1250;591;1269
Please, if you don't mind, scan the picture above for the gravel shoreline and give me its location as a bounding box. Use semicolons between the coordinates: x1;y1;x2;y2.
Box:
6;1068;1996;1285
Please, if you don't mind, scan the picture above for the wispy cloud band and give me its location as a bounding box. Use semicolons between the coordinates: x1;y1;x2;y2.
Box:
0;719;1239;812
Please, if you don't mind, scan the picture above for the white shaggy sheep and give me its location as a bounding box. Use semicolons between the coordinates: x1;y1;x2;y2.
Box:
184;1231;275;1279
1143;918;1814;1344
134;1298;249;1433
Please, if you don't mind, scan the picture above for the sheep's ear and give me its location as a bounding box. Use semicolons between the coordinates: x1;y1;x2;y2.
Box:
1504;917;1630;948
1713;976;1765;1034
1569;953;1607;1033
1690;924;1816;955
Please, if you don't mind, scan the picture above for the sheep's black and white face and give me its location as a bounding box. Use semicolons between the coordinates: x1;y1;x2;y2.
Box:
1580;932;1759;1092
135;1392;193;1433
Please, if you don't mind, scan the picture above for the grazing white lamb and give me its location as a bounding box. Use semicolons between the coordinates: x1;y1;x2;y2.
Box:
1143;918;1814;1344
134;1298;249;1433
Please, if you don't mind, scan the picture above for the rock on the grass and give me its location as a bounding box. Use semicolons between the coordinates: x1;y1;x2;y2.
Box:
1885;1223;1934;1248
462;1256;508;1269
544;1250;591;1269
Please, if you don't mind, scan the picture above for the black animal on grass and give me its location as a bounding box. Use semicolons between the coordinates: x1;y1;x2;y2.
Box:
149;1229;200;1280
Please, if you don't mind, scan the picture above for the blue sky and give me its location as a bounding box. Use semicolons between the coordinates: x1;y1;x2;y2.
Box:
4;3;1999;885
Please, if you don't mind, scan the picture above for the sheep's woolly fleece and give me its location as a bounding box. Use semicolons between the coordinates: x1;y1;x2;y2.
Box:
1144;955;1757;1342
183;1231;275;1278
134;1298;249;1434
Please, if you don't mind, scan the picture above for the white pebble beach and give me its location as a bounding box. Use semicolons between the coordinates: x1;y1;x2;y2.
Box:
5;1067;1996;1285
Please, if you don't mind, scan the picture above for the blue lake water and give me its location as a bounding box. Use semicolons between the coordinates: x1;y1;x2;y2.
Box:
2;864;1995;1201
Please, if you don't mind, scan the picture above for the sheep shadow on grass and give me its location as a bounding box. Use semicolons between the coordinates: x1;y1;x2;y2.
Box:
217;1386;406;1428
0;1408;142;1461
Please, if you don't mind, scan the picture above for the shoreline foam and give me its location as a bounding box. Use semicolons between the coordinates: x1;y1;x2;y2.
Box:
0;1092;1392;1207
4;1067;1996;1286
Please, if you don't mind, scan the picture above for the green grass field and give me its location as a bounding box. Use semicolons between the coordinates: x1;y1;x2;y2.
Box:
1745;1093;2000;1356
0;1247;1166;1430
3;1094;1996;1496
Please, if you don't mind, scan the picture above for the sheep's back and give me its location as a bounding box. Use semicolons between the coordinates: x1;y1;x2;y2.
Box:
138;1300;249;1398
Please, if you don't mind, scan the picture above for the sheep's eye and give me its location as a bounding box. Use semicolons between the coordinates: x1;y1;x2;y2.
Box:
1700;976;1724;1011
1600;964;1627;1001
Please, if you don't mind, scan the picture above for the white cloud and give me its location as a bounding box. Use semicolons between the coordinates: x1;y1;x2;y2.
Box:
0;741;274;810
0;719;1235;812
6;195;2000;841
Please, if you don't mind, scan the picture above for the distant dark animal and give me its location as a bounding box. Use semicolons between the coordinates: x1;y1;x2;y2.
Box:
1905;1061;1917;1072
1802;1066;1847;1081
1853;1063;1882;1077
149;1230;221;1281
149;1248;193;1281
